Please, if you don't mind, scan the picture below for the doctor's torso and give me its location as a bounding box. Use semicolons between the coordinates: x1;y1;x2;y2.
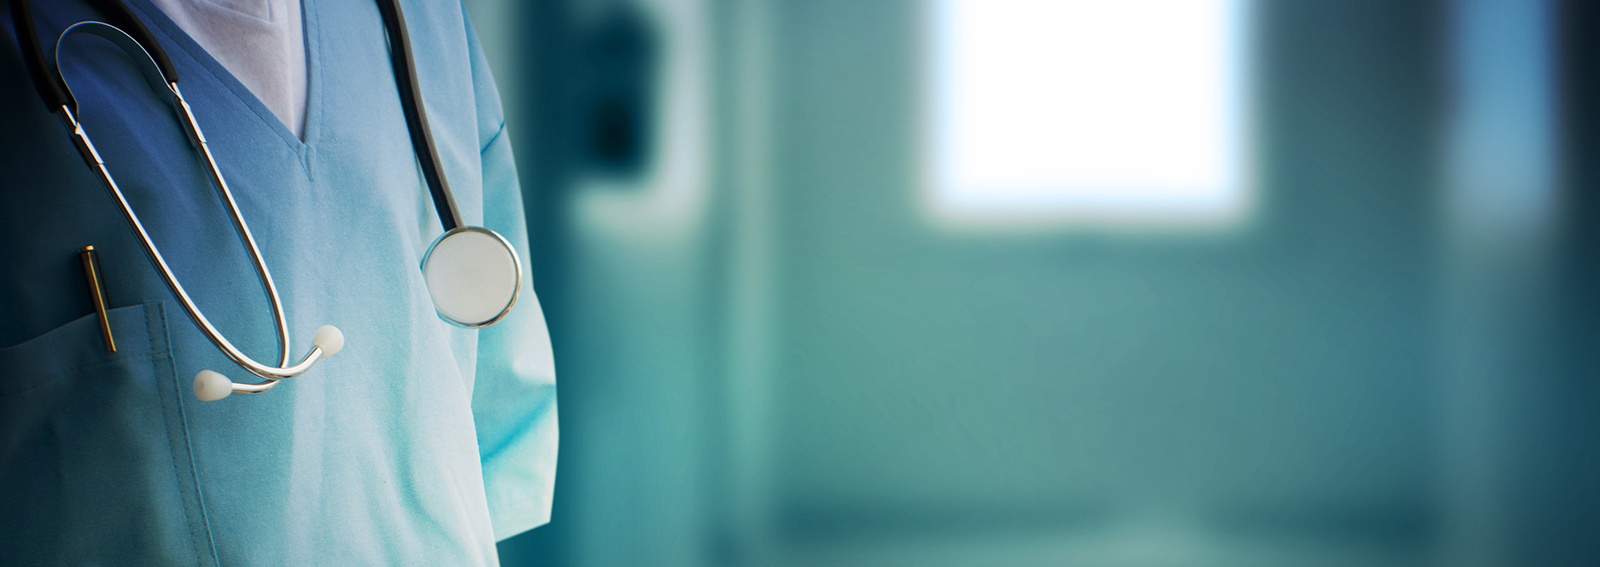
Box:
0;0;523;564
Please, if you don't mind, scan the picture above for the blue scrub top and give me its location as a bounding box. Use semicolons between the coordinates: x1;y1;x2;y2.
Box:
0;1;558;564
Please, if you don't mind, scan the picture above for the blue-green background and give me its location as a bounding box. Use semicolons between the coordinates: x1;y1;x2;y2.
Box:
462;0;1600;565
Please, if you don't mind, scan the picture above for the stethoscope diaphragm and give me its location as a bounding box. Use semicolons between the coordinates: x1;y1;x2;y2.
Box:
421;227;522;328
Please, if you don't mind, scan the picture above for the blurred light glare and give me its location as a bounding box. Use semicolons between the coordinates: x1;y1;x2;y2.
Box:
928;0;1251;226
1444;0;1556;230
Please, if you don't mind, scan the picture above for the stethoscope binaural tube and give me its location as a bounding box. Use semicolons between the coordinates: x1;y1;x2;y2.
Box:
52;20;344;400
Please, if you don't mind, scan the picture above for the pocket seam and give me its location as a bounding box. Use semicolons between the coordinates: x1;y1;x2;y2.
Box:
148;302;221;566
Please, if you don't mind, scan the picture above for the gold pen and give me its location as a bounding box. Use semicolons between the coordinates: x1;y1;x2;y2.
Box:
79;246;115;353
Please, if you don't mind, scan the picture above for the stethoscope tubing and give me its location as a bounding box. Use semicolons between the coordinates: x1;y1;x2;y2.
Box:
375;0;463;232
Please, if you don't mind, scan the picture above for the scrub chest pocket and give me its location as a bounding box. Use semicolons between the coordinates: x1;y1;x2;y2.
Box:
0;302;214;566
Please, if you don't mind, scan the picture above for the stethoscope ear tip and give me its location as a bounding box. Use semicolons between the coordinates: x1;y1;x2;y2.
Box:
313;325;344;357
194;370;232;401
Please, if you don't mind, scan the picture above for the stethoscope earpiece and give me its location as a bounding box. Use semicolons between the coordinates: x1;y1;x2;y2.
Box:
192;325;346;401
193;370;232;402
313;325;346;357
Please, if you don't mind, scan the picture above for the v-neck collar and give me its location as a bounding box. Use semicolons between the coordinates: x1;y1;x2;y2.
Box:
121;0;323;156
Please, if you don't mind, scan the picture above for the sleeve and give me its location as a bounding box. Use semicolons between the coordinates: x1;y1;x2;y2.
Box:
461;8;560;542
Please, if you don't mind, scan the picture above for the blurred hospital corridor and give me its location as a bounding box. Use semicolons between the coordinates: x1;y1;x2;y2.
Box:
467;0;1600;565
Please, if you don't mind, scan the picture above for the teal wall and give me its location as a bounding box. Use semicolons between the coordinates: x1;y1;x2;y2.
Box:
470;0;1597;565
765;0;1436;561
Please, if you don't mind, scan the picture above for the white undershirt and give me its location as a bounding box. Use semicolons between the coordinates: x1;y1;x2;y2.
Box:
149;0;308;139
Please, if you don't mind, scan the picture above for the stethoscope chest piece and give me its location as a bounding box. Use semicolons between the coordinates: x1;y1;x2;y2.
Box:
422;226;522;328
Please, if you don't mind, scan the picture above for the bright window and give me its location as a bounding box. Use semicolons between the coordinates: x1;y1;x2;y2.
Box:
926;0;1252;227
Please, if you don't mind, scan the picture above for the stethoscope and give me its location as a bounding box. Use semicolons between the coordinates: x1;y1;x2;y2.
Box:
8;0;524;401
